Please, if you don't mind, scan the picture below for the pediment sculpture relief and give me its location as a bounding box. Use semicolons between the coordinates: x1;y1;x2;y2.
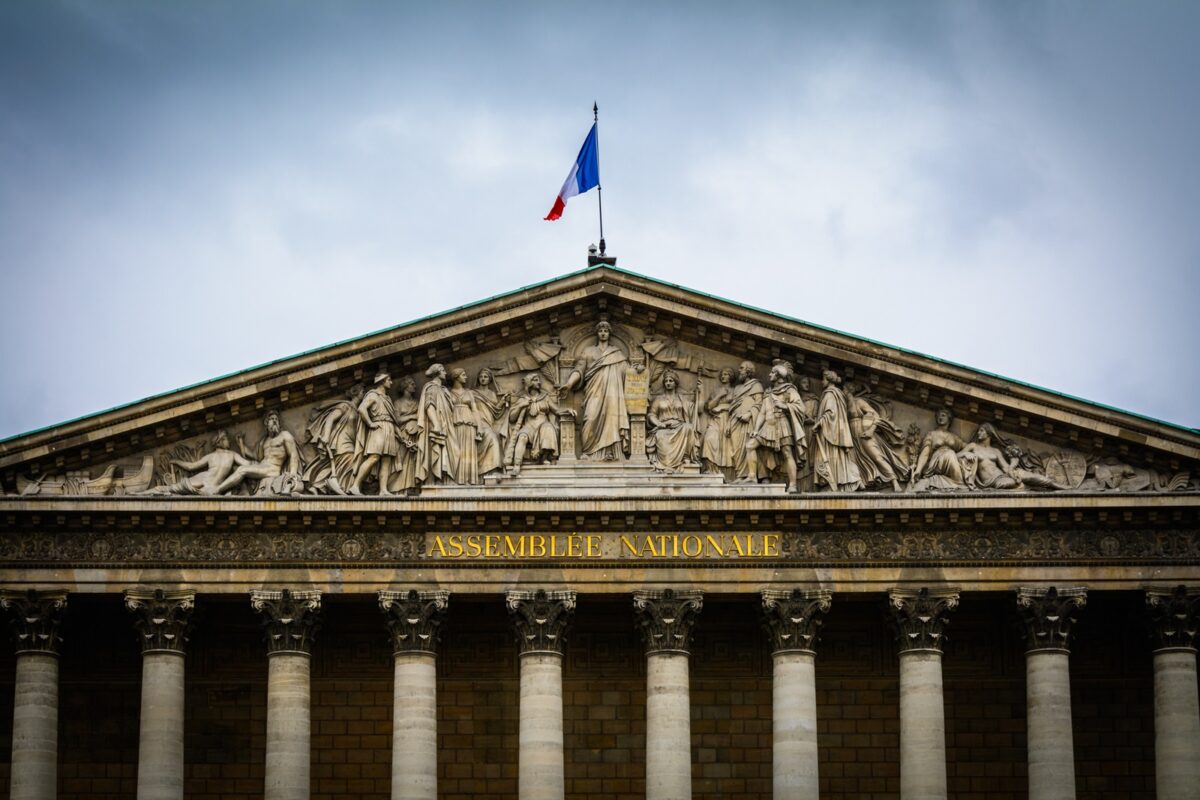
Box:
7;324;1193;497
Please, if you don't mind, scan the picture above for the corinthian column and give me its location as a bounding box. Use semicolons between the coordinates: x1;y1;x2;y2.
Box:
507;589;576;800
380;590;449;800
126;588;195;800
1146;586;1200;800
1;590;66;800
251;589;322;800
1017;587;1086;800
888;587;959;800
762;589;831;800
634;589;703;800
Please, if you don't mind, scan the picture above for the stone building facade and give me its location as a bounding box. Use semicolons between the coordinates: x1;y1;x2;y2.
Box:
0;265;1197;800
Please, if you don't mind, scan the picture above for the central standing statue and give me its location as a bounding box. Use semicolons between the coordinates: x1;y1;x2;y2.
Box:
560;320;637;460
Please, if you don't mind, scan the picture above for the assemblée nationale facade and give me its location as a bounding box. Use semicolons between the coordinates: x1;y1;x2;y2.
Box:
0;265;1197;800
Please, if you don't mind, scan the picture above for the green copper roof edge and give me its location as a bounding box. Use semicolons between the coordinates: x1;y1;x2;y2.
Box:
599;264;1198;436
3;262;1196;445
0;265;600;445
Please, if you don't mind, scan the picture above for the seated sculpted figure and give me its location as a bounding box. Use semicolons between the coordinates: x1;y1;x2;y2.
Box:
957;423;1022;490
507;372;564;475
646;370;697;472
907;408;967;492
214;410;304;495
144;430;248;496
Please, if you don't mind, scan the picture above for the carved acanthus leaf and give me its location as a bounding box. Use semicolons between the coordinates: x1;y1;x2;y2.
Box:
634;588;704;655
379;589;449;655
251;589;322;655
507;589;576;655
1146;585;1200;651
888;587;959;653
762;589;832;654
1016;586;1087;652
125;588;195;654
0;589;67;655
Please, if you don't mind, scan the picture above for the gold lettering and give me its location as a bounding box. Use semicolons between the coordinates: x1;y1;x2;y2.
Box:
747;535;762;557
529;535;546;558
587;535;602;557
465;535;483;557
641;536;660;557
763;533;781;557
730;535;747;557
430;535;448;557
567;535;582;557
682;535;702;557
447;535;464;557
620;535;638;556
504;535;525;557
704;534;725;557
484;535;500;557
662;535;677;557
550;535;561;558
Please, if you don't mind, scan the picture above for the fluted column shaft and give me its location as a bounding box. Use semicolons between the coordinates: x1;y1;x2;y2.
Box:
1018;587;1086;800
1148;586;1200;800
635;589;703;800
762;589;830;800
11;653;59;800
127;588;195;800
508;589;575;800
381;590;449;800
252;589;321;800
889;587;958;800
2;590;67;800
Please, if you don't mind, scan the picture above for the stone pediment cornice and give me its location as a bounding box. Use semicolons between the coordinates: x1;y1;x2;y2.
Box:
2;266;1197;489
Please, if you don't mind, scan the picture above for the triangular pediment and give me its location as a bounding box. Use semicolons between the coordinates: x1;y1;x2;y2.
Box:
2;266;1197;497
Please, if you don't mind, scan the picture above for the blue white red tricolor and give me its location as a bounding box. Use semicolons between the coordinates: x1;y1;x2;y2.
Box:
544;123;600;221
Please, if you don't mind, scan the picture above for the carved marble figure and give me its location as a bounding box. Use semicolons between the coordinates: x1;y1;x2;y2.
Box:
349;372;401;496
387;377;421;494
810;370;864;492
747;360;808;492
700;367;735;476
471;368;508;479
727;361;766;481
448;367;488;485
646;370;697;472
908;408;967;492
560;320;635;460
507;373;562;475
958;423;1022;490
844;381;909;492
303;384;365;494
143;431;247;496
213;410;303;496
416;364;457;486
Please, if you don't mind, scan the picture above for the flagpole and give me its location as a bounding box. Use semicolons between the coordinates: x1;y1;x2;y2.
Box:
594;101;606;256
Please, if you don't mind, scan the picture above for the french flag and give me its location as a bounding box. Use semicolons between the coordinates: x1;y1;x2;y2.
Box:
545;122;600;221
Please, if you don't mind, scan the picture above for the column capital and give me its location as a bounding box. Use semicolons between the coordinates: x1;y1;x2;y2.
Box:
125;588;195;655
888;587;959;654
251;589;321;655
380;589;450;655
634;588;703;656
0;589;67;655
1017;586;1086;653
507;589;576;656
762;589;832;655
1146;584;1200;652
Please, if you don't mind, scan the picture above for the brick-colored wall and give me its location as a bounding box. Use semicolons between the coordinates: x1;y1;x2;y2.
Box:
0;590;1161;800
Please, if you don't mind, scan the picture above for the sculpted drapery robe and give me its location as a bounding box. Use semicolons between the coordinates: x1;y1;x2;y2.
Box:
416;381;459;485
812;383;864;491
727;378;765;480
570;343;630;456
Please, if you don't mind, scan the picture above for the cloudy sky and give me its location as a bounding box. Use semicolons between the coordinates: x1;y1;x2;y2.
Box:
2;0;1198;439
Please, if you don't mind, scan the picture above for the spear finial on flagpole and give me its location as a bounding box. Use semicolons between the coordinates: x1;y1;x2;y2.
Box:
594;101;606;256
